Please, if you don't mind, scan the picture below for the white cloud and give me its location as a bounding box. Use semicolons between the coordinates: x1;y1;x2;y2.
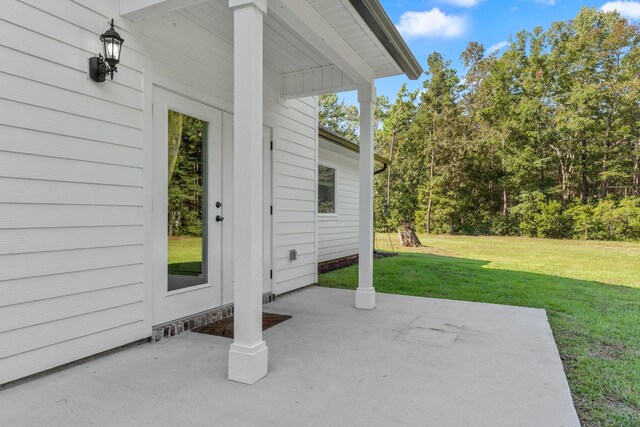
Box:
487;41;509;54
535;0;556;5
601;1;640;19
438;0;482;7
396;8;468;40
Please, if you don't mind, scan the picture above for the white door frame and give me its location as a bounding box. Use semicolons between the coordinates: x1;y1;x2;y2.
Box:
151;86;223;325
141;75;275;331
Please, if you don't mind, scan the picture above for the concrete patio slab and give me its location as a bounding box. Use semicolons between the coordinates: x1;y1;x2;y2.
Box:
0;287;579;427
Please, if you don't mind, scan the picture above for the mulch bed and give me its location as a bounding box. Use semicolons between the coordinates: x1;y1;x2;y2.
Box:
318;251;397;274
192;312;291;339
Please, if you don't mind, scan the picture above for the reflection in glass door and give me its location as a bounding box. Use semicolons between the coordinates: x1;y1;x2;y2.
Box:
167;110;208;291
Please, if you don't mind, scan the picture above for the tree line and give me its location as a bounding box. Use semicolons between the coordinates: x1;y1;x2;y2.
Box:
167;112;205;238
321;7;640;243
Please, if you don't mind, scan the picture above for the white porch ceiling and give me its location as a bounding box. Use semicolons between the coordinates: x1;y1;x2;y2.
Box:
123;0;408;98
180;1;334;73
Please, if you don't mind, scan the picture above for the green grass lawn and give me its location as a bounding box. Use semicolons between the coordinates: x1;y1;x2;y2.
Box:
320;234;640;427
168;236;203;276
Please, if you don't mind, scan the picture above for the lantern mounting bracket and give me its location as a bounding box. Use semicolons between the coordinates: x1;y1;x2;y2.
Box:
89;54;118;82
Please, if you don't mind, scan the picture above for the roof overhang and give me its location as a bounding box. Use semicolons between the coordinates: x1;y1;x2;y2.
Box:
120;0;423;99
319;126;390;174
347;0;422;80
276;0;422;99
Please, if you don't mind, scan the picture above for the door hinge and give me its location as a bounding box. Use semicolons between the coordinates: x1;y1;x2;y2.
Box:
270;140;273;150
270;269;273;279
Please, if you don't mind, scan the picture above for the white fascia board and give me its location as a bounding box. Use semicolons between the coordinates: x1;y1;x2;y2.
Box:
120;0;206;21
268;0;375;85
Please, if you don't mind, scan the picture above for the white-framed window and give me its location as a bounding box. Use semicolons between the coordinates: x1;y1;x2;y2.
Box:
318;164;336;214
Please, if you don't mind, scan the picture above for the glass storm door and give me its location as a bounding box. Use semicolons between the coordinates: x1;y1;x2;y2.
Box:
152;87;222;325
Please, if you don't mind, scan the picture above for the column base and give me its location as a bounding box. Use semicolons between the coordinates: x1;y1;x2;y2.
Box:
228;341;268;384
355;288;376;309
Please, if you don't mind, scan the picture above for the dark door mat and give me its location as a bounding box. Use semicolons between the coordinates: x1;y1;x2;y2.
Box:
192;312;292;338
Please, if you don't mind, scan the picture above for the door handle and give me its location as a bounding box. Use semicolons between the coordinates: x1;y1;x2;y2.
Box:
216;215;224;222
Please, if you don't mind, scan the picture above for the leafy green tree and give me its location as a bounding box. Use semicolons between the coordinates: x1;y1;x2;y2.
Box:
374;84;418;231
168;116;205;237
335;7;640;242
318;93;359;141
412;53;467;235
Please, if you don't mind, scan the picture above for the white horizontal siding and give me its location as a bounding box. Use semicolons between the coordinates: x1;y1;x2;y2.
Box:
0;303;143;359
0;323;144;385
0;125;143;168
318;143;360;262
270;99;318;294
0;0;319;384
0;151;142;186
0;283;143;333
0;205;143;229
0;2;147;387
257;20;319;292
0;245;143;283
0;226;143;256
0;265;143;307
0;178;143;206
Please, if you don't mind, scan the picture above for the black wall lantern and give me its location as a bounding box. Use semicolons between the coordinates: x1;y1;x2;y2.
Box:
89;19;124;82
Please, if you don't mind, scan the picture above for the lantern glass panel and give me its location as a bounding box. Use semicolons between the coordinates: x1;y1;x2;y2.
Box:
108;40;120;60
103;38;121;63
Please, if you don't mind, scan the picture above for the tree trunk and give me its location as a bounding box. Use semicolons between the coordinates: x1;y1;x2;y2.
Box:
386;132;397;203
488;144;495;210
502;187;509;217
561;166;569;207
584;222;588;241
601;117;612;198
633;140;639;196
581;139;588;204
551;145;573;207
489;179;494;209
449;216;455;235
601;148;609;199
169;210;181;237
398;222;422;247
168;111;184;181
426;199;433;235
426;148;435;235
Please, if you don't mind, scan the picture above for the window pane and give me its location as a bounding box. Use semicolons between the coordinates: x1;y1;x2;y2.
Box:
167;111;208;291
318;165;336;214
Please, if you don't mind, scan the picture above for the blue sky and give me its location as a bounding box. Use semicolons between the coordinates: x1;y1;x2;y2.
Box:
338;0;640;106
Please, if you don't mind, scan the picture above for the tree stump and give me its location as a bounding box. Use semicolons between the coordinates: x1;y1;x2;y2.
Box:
398;222;422;247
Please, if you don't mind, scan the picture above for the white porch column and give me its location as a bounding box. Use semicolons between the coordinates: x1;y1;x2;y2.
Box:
228;0;268;384
356;82;376;309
